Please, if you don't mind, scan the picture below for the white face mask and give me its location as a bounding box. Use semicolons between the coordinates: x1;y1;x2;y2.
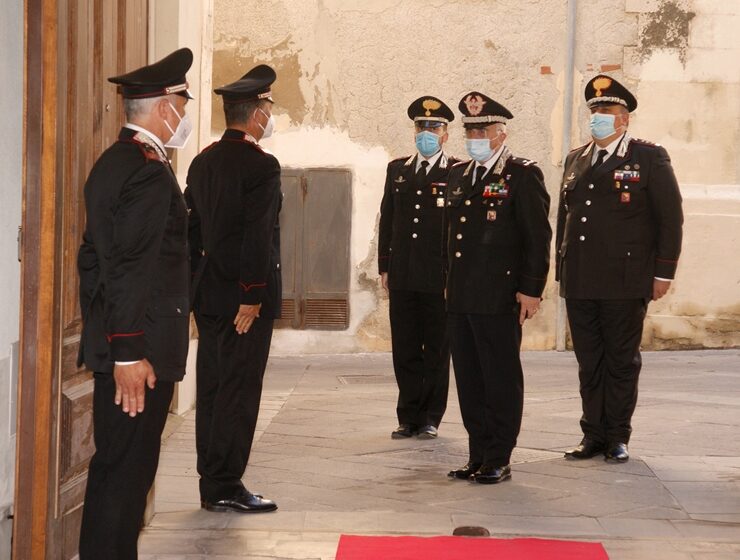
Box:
257;108;275;140
164;101;193;149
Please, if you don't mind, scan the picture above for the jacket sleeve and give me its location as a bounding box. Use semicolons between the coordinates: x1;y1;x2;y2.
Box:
648;146;683;279
77;228;100;319
377;162;395;274
554;154;574;283
515;165;552;297
238;155;281;305
105;162;171;361
183;184;202;278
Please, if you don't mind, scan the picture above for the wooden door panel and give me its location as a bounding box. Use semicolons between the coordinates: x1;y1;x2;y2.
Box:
16;0;148;557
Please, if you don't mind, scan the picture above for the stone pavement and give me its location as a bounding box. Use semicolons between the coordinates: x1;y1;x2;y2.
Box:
140;350;740;559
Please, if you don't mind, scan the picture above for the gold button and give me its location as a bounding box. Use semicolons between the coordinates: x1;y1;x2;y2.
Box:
416;190;422;195
585;200;592;206
465;200;471;206
581;217;587;223
588;184;594;189
415;204;421;209
579;235;585;241
456;233;462;240
460;216;467;222
413;218;419;223
412;233;418;239
455;251;461;258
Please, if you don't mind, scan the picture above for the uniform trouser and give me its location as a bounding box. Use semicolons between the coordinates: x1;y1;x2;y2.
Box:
389;289;450;428
448;312;523;467
79;373;174;560
194;311;274;502
566;298;647;444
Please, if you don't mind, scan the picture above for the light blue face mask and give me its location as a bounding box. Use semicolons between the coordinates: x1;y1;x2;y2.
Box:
415;131;441;158
590;113;618;140
465;138;494;162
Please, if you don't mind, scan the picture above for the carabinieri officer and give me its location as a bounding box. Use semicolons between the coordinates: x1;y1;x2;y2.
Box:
445;91;551;484
558;74;683;463
378;96;458;440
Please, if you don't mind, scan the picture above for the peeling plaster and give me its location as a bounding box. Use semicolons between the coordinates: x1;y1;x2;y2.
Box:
638;0;695;64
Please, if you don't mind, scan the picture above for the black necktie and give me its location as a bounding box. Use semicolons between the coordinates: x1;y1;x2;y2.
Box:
416;160;429;182
593;149;608;169
475;165;487;186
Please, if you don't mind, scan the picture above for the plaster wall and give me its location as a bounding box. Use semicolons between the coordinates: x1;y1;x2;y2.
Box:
0;0;23;553
212;0;739;352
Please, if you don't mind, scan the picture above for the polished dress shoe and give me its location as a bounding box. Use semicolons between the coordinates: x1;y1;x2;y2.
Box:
564;437;607;460
391;424;417;439
471;464;511;484
201;489;277;513
417;425;438;439
605;442;629;463
447;461;482;480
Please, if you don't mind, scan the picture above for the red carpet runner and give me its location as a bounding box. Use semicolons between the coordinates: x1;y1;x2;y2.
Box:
336;535;609;559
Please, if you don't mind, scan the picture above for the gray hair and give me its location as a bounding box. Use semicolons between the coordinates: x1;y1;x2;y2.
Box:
123;94;181;122
224;99;269;127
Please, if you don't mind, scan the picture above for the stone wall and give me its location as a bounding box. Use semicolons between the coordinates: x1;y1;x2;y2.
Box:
212;0;740;352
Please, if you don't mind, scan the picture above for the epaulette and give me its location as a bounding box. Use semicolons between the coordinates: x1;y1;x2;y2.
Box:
126;132;167;164
631;137;661;148
508;156;537;167
451;160;470;168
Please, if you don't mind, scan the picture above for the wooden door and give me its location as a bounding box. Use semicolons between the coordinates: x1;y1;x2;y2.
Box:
15;1;148;558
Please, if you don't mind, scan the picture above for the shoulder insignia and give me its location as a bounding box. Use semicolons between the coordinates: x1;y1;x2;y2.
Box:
569;142;590;154
451;159;470;168
631;137;661;147
403;155;416;167
509;156;537;167
129;132;167;163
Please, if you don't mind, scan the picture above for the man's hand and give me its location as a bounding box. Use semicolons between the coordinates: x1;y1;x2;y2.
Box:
381;272;389;291
653;279;671;301
234;303;261;334
516;292;540;325
113;360;156;417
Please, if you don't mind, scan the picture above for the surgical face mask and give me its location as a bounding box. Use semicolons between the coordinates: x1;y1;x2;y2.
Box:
465;138;495;163
257;108;275;140
415;131;441;158
589;112;619;140
164;102;193;149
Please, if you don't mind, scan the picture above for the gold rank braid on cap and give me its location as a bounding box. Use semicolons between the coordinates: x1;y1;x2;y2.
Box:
593;76;612;97
422;98;442;117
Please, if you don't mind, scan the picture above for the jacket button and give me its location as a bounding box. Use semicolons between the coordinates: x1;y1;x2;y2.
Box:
579;235;585;241
415;204;420;209
277;263;281;269
176;308;182;314
585;200;592;206
456;233;462;240
455;251;461;258
588;184;594;189
506;270;511;275
460;216;467;222
416;190;422;195
413;218;419;223
465;200;471;206
581;217;587;223
412;233;418;239
627;251;631;256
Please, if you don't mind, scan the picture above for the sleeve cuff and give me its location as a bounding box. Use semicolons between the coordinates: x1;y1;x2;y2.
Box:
108;332;145;362
517;274;547;298
239;281;266;305
655;258;678;280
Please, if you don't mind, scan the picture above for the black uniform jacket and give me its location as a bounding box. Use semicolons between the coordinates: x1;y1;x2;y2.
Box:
185;128;282;319
445;149;552;315
378;153;459;293
556;134;683;299
77;127;190;382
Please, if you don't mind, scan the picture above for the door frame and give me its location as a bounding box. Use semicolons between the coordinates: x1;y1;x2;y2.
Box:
13;0;60;557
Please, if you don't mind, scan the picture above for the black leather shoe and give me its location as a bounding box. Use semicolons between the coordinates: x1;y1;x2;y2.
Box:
417;425;438;439
564;437;607;460
391;424;417;439
471;464;511;484
605;442;629;463
447;462;482;480
201;490;277;513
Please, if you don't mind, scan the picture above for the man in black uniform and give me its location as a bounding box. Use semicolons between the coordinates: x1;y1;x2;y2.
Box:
557;75;683;463
378;96;457;440
185;65;281;513
77;48;193;559
445;92;551;484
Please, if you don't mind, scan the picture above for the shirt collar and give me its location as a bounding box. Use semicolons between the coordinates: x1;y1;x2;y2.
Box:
125;123;167;156
592;132;626;164
415;149;443;172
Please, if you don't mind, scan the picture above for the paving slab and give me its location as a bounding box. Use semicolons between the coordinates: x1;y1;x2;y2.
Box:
140;350;740;559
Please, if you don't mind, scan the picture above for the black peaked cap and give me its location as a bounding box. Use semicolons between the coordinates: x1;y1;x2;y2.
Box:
108;48;194;99
214;64;277;104
458;91;513;126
